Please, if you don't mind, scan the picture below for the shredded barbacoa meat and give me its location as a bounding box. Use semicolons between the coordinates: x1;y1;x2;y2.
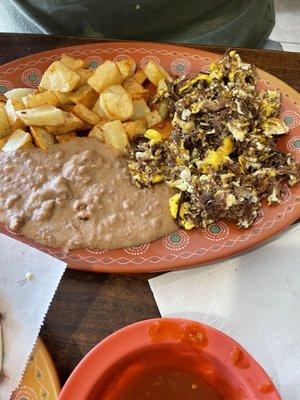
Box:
127;51;299;230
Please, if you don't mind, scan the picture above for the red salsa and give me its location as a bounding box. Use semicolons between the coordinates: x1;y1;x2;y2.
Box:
91;321;242;400
258;381;275;393
92;344;239;400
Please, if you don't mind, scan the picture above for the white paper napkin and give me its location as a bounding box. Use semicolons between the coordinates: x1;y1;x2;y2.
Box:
149;224;300;400
0;234;66;399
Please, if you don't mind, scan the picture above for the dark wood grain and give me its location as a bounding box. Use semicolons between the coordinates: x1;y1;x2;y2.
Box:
41;270;159;383
0;33;298;387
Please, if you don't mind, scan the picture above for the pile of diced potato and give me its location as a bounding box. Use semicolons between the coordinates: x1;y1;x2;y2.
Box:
0;54;170;153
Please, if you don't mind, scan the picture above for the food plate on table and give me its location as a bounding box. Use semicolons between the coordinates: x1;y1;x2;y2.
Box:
11;338;60;400
0;42;299;273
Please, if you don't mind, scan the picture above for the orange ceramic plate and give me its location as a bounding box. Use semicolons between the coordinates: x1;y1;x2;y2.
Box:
58;318;281;400
11;338;60;400
0;42;299;273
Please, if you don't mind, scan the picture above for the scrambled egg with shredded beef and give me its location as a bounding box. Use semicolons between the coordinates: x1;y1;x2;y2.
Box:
127;51;299;230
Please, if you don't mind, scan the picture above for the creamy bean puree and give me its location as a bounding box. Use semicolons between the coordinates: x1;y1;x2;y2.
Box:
0;138;177;250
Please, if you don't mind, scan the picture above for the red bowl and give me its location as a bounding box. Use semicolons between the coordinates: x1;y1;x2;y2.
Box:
58;318;281;400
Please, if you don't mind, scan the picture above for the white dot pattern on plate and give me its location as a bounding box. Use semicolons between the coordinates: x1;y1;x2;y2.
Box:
22;68;42;87
203;222;229;241
140;55;161;69
163;230;190;251
170;58;191;76
280;110;299;129
124;243;150;255
0;79;13;93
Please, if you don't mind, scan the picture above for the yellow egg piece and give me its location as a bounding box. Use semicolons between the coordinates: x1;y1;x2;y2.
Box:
152;174;164;183
179;73;212;93
179;202;189;219
169;193;180;218
200;136;233;172
183;220;195;230
220;136;234;154
209;62;223;80
144;129;162;144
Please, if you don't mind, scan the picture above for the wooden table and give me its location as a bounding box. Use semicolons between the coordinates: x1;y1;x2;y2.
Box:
1;33;299;386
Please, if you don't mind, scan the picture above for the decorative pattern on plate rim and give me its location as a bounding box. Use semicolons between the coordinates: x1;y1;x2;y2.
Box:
253;210;264;226
0;79;13;93
287;136;300;153
200;65;210;73
85;248;107;255
22;68;42;87
124;243;150;255
33;360;49;399
203;222;230;241
280;110;299;129
85;55;103;69
113;54;132;63
140;55;161;69
11;385;39;400
162;230;190;251
0;48;211;77
280;184;292;204
170;58;191;76
5;225;21;236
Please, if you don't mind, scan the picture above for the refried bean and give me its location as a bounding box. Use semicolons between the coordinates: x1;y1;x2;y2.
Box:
0;138;177;251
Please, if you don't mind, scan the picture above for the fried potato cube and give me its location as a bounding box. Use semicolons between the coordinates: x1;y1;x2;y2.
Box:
0;94;7;103
5;98;25;130
93;85;134;119
23;91;60;108
116;57;136;80
130;98;151;120
133;69;147;85
88;122;106;141
103;84;127;95
45;111;85;134
100;89;133;121
40;61;80;93
145;129;163;145
54;91;73;105
145;109;163;127
102;120;129;151
143;60;169;86
122;77;148;100
61;103;75;112
30;126;55;150
61;54;85;71
69;84;98;108
76;68;93;87
72;103;101;125
2;129;33;152
55;131;77;143
87;60;122;93
157;78;168;93
0;136;9;150
0;102;13;138
123;117;148;140
37;86;47;93
4;88;34;101
17;106;65;126
92;96;108;118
